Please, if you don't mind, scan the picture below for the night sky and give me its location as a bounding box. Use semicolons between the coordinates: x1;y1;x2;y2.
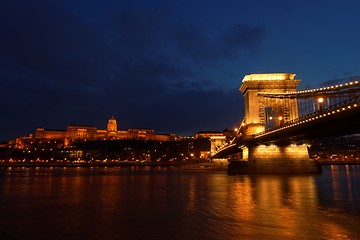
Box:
2;0;360;141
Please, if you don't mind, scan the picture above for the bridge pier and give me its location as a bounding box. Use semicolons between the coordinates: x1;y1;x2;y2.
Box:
228;143;322;174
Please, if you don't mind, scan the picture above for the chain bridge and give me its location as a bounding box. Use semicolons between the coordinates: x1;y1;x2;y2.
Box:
212;73;360;174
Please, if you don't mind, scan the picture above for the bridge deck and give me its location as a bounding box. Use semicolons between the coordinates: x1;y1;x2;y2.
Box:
213;96;360;159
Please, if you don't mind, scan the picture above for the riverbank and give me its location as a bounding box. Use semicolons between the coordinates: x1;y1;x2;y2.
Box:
318;161;360;165
0;161;227;170
1;161;359;169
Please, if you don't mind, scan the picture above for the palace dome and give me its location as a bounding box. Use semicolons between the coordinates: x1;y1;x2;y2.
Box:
107;116;117;132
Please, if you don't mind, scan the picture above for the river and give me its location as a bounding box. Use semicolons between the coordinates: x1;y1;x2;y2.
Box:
0;165;359;240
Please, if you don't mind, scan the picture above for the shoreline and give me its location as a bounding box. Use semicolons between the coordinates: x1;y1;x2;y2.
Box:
318;161;360;165
0;162;360;170
0;161;359;168
0;161;226;169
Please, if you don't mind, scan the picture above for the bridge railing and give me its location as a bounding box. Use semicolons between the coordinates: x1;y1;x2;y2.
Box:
211;118;246;156
256;95;360;136
259;79;360;98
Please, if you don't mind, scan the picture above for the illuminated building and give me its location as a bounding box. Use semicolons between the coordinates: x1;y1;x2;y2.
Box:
107;116;117;132
195;131;224;139
14;116;174;149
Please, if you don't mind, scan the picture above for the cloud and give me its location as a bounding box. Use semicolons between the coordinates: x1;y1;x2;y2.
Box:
107;9;267;93
170;23;266;65
0;0;109;87
218;24;267;56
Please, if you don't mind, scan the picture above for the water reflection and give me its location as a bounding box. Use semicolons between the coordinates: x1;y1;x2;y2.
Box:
225;175;321;239
0;166;359;239
317;165;360;214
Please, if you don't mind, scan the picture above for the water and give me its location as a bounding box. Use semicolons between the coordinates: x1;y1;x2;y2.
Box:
0;165;360;240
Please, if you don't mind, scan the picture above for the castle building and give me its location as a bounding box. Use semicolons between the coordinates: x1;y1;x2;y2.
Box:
14;116;174;149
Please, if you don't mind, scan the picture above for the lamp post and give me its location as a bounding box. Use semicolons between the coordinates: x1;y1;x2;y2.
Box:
318;97;324;111
278;116;283;126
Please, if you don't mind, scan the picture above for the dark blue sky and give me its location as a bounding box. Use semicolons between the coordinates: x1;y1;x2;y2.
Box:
1;0;360;140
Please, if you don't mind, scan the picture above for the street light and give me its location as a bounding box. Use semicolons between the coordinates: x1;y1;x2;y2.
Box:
278;116;283;126
318;97;324;110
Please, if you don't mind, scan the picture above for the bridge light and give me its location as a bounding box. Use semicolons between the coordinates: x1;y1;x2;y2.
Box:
234;128;238;132
278;116;283;121
318;97;324;103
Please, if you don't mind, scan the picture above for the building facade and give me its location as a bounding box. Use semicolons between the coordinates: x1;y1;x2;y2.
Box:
11;116;175;149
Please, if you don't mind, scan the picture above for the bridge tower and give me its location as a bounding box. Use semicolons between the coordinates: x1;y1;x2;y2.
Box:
240;73;300;136
227;73;322;174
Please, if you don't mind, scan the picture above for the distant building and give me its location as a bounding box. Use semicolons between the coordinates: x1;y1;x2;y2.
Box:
195;129;236;139
14;116;175;149
194;130;236;159
195;131;223;139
